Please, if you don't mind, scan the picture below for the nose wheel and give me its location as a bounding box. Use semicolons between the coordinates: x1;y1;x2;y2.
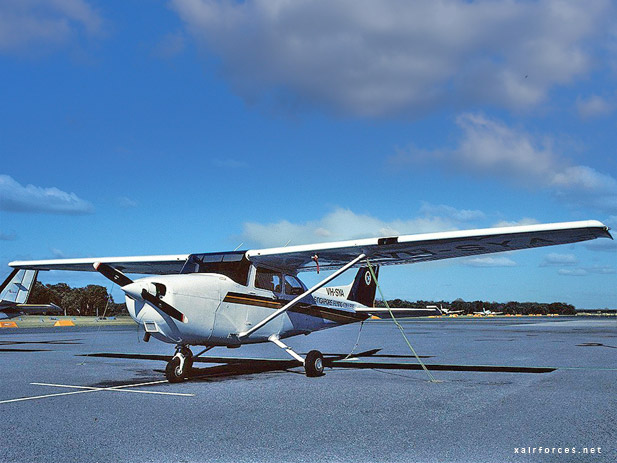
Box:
165;346;193;383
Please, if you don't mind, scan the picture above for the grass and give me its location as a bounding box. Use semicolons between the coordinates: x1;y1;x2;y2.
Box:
2;315;137;328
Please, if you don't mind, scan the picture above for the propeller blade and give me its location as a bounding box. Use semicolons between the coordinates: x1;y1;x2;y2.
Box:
140;288;187;323
94;262;133;287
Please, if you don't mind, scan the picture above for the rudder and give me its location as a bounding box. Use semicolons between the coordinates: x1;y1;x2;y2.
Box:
347;266;379;307
0;269;38;303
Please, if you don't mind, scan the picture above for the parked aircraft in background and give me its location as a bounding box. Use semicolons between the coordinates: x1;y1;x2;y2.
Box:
474;308;503;316
0;269;61;319
431;305;464;316
4;220;611;381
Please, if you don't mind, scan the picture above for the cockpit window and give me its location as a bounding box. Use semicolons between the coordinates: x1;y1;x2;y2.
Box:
181;252;250;286
284;275;304;295
255;267;282;293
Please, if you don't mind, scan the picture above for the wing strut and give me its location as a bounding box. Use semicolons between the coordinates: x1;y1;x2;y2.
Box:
237;253;366;339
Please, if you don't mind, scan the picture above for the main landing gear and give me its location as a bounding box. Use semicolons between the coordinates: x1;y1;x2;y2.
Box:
165;346;193;383
269;335;325;377
304;350;325;377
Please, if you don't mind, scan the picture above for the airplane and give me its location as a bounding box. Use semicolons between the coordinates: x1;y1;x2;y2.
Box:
430;305;464;316
4;220;612;382
473;308;503;316
0;268;61;319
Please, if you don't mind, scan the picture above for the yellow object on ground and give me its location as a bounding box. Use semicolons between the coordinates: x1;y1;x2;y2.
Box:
53;320;75;327
0;321;18;328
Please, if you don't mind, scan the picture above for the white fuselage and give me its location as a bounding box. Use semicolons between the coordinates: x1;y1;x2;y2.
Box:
125;273;368;346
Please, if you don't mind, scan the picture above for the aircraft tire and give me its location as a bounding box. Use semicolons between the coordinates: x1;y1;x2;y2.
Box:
304;350;325;377
165;357;184;383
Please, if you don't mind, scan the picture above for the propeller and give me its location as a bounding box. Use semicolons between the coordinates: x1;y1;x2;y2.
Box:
94;262;133;287
139;288;187;323
93;262;187;323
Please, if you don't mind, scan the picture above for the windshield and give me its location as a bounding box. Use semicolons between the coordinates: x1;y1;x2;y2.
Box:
181;252;250;286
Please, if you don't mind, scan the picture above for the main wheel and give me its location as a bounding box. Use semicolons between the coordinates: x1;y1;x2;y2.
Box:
304;350;325;377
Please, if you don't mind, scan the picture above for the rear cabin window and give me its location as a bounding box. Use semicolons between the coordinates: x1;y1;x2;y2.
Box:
255;268;282;293
284;275;304;295
181;253;250;286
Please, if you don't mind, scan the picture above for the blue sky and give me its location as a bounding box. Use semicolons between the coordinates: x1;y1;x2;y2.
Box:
1;0;616;309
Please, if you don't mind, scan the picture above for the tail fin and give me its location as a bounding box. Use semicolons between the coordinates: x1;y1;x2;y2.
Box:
0;269;38;303
347;266;379;307
1;269;61;319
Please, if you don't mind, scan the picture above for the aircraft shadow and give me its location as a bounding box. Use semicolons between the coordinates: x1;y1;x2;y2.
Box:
79;350;556;382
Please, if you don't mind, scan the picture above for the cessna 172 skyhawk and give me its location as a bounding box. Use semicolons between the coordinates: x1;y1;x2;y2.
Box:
3;220;612;382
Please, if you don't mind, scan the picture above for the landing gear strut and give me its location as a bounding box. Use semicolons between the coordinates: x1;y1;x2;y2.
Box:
165;345;193;383
269;335;325;377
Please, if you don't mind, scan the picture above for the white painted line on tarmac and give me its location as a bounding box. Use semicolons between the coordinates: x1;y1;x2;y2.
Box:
0;388;99;404
32;381;195;396
0;380;194;404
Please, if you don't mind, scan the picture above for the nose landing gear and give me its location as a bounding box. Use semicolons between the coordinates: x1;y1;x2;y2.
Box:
165;345;193;383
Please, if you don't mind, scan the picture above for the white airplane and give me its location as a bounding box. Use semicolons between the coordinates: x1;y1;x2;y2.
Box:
430;305;464;316
3;220;611;382
473;308;503;316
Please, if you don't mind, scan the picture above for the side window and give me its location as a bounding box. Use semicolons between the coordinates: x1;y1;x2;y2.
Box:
284;275;304;296
255;268;282;293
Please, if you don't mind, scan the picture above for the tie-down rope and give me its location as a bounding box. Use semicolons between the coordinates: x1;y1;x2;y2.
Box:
365;258;439;383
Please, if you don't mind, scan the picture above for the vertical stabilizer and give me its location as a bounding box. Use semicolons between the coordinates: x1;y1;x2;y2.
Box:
0;269;38;303
347;266;379;307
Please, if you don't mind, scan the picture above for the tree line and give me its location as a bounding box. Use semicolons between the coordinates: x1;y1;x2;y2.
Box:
28;280;577;317
375;298;577;315
29;281;127;316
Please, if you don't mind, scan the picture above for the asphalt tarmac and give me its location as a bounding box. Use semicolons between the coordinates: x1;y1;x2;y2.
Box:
0;316;615;463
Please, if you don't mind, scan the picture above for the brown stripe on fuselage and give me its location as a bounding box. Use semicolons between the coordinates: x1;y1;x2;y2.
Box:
223;292;368;324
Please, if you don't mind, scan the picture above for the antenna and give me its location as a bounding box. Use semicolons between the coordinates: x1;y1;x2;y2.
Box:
233;243;243;251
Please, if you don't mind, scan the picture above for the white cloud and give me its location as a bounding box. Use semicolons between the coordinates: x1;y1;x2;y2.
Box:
576;95;615;118
117;196;138;208
419;203;484;222
587;265;616;274
171;0;613;117
558;268;588;276
241;207;461;247
391;113;617;214
558;264;615;276
0;175;94;215
463;256;517;268
50;248;67;258
0;0;103;54
493;218;540;228
541;253;578;266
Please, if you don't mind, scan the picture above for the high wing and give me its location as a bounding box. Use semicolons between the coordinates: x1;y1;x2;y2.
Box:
248;220;612;272
9;254;189;274
8;220;612;275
